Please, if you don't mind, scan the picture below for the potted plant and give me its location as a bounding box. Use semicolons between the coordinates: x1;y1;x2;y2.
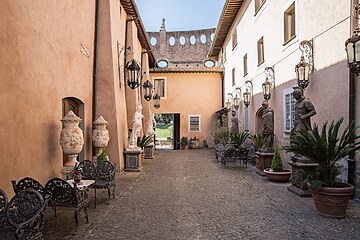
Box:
230;132;249;149
263;144;291;182
179;137;188;149
249;133;264;152
97;148;109;164
284;118;360;218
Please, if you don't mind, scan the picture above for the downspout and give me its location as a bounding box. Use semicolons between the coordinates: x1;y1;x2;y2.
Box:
92;0;99;122
348;0;357;191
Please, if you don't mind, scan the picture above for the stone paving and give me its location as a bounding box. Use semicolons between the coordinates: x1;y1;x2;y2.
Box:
43;149;360;240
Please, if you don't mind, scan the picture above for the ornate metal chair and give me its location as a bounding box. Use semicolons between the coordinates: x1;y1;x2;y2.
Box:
44;177;89;229
0;188;46;240
11;177;47;200
67;160;116;207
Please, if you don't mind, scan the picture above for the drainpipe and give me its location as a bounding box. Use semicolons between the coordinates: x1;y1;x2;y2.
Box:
92;0;99;123
348;0;357;193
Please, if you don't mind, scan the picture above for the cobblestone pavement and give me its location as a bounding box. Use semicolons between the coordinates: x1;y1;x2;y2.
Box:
43;149;360;240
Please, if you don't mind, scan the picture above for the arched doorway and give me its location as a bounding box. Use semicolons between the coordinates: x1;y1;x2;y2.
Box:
62;97;84;163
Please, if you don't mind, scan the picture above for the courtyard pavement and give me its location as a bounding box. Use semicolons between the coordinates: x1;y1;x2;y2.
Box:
43;149;360;240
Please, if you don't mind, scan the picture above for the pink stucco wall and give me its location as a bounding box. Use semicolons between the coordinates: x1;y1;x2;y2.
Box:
0;0;96;194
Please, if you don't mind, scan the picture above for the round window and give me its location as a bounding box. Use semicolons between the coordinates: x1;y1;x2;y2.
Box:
157;60;168;68
204;60;215;68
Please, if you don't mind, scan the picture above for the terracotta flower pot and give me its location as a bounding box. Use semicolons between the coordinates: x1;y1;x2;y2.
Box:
263;168;291;182
309;182;354;218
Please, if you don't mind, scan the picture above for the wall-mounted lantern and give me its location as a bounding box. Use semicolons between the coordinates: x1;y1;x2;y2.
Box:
153;93;161;109
226;93;233;111
346;4;360;75
233;87;241;110
143;80;153;101
262;67;274;101
243;88;251;107
295;40;313;90
125;59;141;89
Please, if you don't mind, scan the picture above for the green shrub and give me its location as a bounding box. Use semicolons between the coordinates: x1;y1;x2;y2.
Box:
271;145;282;172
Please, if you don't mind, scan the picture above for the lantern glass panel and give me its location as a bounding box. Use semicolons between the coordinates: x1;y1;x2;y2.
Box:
297;65;305;81
346;42;354;64
355;40;360;62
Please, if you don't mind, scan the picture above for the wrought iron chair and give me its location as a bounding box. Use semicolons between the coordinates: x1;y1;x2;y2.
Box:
11;177;47;200
44;177;89;229
0;188;46;240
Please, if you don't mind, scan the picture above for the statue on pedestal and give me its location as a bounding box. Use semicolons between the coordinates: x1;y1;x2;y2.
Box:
260;101;274;152
128;104;144;149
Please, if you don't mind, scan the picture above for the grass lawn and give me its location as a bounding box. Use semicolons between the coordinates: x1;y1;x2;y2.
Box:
155;124;173;139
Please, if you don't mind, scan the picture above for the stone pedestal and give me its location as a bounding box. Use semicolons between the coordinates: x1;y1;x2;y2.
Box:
124;148;142;172
255;152;274;176
60;166;74;180
144;145;154;159
287;160;318;197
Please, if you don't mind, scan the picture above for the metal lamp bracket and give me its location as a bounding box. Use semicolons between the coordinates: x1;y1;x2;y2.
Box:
299;40;314;72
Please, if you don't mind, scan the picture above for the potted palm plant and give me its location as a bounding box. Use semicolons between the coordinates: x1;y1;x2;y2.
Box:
137;135;153;161
249;133;264;152
284;118;360;218
230;132;249;149
263;144;291;182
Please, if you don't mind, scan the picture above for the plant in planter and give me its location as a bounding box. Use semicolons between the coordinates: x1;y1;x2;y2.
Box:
230;131;249;149
179;137;188;149
284;118;360;218
249;133;264;152
211;122;229;144
137;135;153;150
97;148;109;164
263;144;291;182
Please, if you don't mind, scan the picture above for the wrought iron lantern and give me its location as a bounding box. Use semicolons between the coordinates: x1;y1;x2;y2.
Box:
125;59;141;89
295;40;313;90
153;93;161;109
233;94;240;110
345;4;360;75
143;80;153;101
225;98;232;111
243;89;251;107
262;67;274;101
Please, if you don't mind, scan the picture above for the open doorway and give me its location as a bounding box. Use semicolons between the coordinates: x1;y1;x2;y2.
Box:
154;113;180;150
154;114;174;149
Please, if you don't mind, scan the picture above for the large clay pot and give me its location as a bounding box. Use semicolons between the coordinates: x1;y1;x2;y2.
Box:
263;168;291;182
60;111;84;166
310;182;354;219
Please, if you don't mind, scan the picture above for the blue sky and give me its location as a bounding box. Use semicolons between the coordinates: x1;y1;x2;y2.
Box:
134;0;225;32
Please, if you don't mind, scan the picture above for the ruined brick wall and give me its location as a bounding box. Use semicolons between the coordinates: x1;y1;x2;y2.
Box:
148;28;215;68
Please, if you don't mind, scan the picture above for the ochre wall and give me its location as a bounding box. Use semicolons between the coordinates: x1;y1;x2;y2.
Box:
150;72;222;147
0;0;96;194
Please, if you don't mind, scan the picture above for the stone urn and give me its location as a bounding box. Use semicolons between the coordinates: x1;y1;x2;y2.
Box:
60;110;84;167
92;116;110;158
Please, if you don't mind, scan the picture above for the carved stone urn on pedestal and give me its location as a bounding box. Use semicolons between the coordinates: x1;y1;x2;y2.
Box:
92;116;110;160
60;110;84;167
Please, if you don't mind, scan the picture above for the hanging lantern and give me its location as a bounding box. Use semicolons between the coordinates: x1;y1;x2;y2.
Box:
153;93;160;109
143;80;153;101
125;59;141;89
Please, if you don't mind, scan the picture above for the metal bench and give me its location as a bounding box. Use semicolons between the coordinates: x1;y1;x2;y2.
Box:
0;188;46;240
220;146;248;168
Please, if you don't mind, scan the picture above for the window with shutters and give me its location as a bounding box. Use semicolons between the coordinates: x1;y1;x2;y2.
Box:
188;115;200;132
